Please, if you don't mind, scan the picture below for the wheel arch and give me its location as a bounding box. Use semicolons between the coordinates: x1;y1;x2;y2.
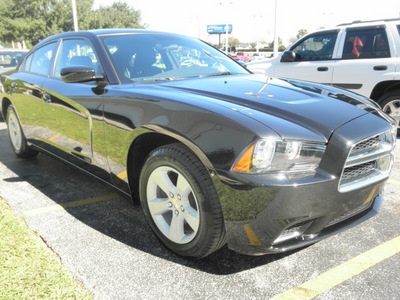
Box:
1;97;12;120
370;80;400;102
126;125;215;203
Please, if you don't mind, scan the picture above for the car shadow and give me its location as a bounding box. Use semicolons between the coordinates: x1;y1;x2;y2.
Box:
0;125;298;275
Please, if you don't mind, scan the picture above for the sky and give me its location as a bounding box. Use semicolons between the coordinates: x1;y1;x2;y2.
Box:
93;0;400;46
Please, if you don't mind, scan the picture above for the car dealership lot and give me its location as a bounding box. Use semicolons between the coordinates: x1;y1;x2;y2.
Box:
0;119;399;299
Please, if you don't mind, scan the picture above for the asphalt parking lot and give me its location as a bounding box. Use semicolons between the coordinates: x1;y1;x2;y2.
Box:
1;118;399;299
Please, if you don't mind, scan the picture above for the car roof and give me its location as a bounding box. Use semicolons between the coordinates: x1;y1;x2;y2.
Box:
336;18;400;27
38;29;184;44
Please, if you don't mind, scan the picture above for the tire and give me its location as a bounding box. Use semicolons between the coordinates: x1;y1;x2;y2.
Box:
6;105;38;158
379;92;400;136
139;143;226;258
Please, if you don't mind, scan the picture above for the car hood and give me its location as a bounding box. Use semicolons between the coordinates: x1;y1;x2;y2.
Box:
155;74;378;140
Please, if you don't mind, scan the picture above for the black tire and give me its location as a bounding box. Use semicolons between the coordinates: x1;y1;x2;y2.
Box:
379;92;400;136
6;105;38;158
139;143;226;258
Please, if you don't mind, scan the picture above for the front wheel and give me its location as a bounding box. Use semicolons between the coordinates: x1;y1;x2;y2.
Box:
6;105;38;158
139;143;226;258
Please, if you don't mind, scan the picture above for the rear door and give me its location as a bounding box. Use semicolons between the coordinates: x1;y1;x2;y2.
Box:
332;26;395;98
6;42;58;143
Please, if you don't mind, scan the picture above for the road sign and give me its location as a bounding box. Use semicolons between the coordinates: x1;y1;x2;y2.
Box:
207;24;232;34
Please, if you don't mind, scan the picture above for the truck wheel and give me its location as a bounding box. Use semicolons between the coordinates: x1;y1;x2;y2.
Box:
139;143;226;258
379;93;400;136
6;105;38;158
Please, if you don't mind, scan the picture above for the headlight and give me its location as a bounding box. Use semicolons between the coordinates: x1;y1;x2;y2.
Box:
233;139;326;177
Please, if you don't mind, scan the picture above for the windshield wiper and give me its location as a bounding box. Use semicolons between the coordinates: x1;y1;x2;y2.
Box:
154;77;174;81
200;72;232;78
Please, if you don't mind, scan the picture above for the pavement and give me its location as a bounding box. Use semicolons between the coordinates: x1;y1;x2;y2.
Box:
0;118;399;299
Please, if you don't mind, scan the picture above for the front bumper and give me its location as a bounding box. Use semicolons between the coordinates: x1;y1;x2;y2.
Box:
213;112;394;256
214;173;385;255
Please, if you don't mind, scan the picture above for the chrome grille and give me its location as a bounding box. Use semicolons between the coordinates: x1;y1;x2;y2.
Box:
339;130;395;192
350;135;379;156
341;161;375;181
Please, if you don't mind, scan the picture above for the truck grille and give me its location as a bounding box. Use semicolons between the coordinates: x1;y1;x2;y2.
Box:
339;131;395;192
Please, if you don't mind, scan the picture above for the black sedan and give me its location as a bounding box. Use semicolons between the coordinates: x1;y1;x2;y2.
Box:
0;29;396;258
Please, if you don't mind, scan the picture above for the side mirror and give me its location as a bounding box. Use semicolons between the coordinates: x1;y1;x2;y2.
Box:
280;51;296;62
60;66;98;83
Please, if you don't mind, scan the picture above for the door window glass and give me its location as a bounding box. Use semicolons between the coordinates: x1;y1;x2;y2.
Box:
291;31;338;61
30;43;57;76
54;39;102;78
342;28;390;59
23;53;33;72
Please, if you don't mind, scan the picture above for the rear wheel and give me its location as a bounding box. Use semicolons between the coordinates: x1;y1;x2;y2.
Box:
139;143;226;258
6;105;38;158
379;93;400;136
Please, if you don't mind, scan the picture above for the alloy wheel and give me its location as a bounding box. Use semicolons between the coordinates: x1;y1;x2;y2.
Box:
146;166;200;244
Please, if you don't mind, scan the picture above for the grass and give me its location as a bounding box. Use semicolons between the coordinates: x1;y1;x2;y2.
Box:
0;197;93;299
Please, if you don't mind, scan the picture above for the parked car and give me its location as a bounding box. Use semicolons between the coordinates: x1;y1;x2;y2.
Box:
0;48;28;74
231;51;249;61
0;29;396;258
248;19;400;134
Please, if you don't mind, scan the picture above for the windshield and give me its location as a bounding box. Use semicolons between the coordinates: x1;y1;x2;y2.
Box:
100;33;249;83
0;51;27;68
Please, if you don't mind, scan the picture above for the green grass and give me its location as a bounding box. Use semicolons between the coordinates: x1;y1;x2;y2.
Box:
0;197;93;299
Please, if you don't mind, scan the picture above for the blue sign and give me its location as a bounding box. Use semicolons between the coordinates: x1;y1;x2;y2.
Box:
207;24;232;34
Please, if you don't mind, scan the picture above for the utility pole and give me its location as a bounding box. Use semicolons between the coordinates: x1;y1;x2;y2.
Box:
72;0;78;31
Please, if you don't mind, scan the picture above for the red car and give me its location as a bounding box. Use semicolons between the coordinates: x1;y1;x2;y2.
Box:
231;52;249;61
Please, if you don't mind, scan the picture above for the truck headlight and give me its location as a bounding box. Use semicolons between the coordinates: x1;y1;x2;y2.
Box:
233;139;326;176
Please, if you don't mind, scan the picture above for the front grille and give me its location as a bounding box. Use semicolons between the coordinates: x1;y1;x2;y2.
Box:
339;131;394;192
341;161;375;181
350;135;379;156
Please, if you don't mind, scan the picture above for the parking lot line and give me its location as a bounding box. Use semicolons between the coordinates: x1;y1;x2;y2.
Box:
23;193;120;218
244;224;262;246
269;235;400;300
49;134;61;141
117;170;127;180
0;158;24;164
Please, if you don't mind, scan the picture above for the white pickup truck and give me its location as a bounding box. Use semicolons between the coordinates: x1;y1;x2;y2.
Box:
248;18;400;133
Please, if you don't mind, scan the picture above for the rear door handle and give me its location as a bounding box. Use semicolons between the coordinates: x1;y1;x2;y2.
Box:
373;65;387;71
317;67;329;72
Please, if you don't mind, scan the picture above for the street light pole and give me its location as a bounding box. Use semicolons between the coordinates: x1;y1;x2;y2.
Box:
72;0;78;31
226;23;229;54
273;0;278;57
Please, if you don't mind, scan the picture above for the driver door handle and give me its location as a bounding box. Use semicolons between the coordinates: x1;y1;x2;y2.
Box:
317;67;329;72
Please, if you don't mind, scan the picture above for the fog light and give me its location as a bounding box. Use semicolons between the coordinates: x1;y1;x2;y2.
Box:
378;154;393;174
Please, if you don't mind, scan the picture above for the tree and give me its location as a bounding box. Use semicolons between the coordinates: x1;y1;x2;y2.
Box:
89;1;144;29
0;0;145;48
228;36;240;48
296;29;308;39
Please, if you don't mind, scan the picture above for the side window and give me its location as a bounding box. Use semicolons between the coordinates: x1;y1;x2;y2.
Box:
30;43;57;76
22;53;33;72
290;31;338;61
342;28;390;59
54;39;102;78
